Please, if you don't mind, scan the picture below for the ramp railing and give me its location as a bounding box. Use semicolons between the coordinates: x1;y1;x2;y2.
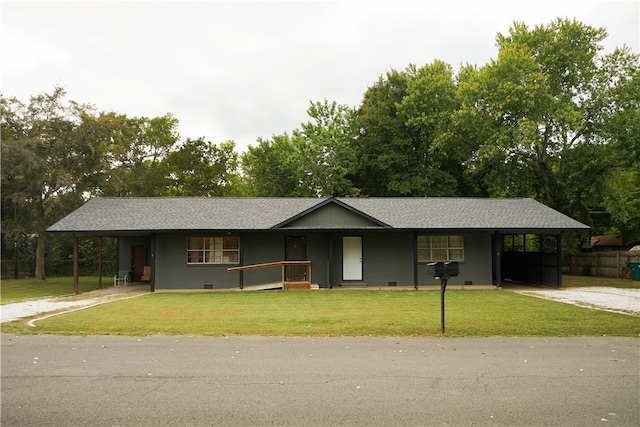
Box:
227;261;312;290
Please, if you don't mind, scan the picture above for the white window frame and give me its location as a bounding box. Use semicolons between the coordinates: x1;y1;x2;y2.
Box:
187;237;239;265
417;235;464;262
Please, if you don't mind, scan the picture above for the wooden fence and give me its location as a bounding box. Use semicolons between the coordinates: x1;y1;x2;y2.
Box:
562;251;640;278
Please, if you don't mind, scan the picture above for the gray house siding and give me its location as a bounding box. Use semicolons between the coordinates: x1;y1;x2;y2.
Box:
239;232;329;287
305;233;330;286
151;232;331;290
330;231;493;288
241;233;283;286
123;230;495;289
283;202;383;228
154;234;239;290
330;232;413;286
416;232;493;286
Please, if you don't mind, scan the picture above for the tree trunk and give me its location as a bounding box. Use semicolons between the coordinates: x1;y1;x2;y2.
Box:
539;159;555;206
34;198;46;281
35;231;46;281
537;129;555;207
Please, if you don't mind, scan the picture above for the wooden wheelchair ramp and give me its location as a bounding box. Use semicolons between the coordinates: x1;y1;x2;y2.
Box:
240;282;284;291
228;261;317;291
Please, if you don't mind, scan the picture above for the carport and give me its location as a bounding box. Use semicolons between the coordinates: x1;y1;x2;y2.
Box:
493;232;564;288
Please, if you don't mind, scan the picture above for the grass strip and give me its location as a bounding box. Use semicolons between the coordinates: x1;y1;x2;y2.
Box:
1;276;110;304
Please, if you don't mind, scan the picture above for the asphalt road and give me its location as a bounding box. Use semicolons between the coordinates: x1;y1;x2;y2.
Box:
2;334;638;426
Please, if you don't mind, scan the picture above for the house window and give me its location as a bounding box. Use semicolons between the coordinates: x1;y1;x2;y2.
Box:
417;235;464;262
187;237;239;264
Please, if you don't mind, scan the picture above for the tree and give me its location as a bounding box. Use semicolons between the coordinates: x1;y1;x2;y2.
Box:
353;64;459;196
241;100;359;197
1;88;114;280
601;169;640;242
293;100;359;197
241;133;311;197
108;114;180;196
457;18;639;225
397;61;462;194
164;139;239;196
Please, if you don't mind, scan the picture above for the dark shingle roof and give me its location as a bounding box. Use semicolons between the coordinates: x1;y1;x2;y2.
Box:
47;197;589;233
48;197;321;232
338;197;588;230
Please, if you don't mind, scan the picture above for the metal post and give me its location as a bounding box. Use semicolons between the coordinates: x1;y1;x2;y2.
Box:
493;231;502;286
440;275;448;334
413;231;419;290
556;233;562;288
239;232;244;290
13;203;20;279
98;237;103;289
73;236;79;294
14;241;20;279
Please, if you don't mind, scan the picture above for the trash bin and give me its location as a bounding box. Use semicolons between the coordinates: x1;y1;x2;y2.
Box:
630;261;640;281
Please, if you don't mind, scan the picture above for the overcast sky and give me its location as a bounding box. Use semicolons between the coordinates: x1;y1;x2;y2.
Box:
2;0;638;153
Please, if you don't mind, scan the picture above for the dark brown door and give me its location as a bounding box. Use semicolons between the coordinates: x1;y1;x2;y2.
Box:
285;236;306;281
131;246;148;282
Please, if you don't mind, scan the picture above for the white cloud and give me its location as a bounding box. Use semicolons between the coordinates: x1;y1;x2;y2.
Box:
2;0;638;153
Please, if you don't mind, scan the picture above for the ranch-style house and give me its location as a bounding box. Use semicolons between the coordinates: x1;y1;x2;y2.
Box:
47;197;589;290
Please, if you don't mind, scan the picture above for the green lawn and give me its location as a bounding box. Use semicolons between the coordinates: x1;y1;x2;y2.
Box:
3;290;638;337
0;276;111;304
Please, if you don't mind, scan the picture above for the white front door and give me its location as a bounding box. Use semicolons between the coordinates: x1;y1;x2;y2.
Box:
343;236;362;281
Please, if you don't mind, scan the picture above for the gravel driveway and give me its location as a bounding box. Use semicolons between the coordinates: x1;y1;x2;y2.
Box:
515;286;640;316
1;286;150;324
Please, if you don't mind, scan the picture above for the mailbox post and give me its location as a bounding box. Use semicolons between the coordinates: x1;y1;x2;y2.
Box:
427;261;459;333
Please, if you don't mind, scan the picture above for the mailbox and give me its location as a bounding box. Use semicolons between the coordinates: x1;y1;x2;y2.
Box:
445;261;459;276
427;261;460;334
427;261;459;277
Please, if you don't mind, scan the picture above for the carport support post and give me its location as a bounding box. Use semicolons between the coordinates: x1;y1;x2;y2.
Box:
73;236;79;295
98;237;103;289
440;275;448;334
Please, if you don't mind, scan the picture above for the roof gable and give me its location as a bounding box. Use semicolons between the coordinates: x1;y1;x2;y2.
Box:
273;199;389;229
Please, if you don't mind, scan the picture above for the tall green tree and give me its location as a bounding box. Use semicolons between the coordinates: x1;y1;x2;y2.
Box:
164;139;239;196
293;100;359;197
241;100;359;197
457;19;639;224
108;114;180;196
241;134;305;196
1;88;115;279
353;63;459;196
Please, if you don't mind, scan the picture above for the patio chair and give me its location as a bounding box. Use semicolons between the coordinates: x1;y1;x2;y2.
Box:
114;270;129;287
141;266;151;282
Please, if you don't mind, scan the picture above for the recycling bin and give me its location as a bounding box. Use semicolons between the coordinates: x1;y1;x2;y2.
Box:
630;261;640;281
